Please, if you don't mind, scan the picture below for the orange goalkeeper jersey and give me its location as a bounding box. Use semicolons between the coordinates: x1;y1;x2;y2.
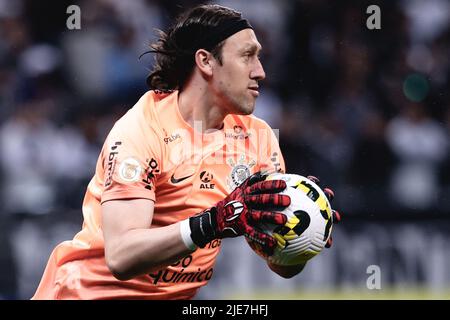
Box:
32;90;285;300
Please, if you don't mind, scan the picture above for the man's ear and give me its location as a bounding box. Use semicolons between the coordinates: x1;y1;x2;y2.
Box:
194;49;213;77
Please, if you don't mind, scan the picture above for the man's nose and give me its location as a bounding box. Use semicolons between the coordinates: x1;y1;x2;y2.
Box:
250;59;266;81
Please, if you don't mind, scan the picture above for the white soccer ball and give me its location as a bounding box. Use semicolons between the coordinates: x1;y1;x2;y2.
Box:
246;173;334;266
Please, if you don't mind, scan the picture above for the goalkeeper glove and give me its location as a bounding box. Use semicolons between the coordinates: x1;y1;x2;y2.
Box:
181;172;291;256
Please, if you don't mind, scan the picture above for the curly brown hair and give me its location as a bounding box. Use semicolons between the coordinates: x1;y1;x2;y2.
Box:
146;5;243;91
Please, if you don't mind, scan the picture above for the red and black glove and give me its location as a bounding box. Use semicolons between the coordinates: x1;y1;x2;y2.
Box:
307;175;342;248
188;172;291;255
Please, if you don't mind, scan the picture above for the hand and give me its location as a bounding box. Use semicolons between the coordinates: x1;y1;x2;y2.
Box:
189;172;291;255
307;175;342;248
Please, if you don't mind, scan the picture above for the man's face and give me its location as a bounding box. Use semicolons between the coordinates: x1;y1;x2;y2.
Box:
211;29;266;115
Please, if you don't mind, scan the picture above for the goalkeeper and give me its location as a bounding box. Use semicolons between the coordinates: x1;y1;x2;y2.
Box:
33;4;335;300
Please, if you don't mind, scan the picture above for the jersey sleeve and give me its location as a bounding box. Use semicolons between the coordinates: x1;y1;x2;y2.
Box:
100;117;163;204
257;125;286;174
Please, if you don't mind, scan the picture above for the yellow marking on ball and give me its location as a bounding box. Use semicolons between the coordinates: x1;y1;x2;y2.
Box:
296;179;332;220
286;216;299;229
316;195;332;220
273;233;286;248
284;230;298;241
295;181;309;194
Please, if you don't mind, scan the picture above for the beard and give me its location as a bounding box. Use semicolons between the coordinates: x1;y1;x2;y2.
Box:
223;90;256;116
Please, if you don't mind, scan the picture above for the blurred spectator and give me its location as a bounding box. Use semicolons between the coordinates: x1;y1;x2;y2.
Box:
401;0;449;43
0;101;59;215
278;100;317;177
61;0;118;98
349;112;396;213
252;87;285;130
0;98;95;215
386;102;448;211
437;103;450;210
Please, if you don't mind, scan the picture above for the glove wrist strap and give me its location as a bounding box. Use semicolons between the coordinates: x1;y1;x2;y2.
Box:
179;219;197;251
189;207;218;248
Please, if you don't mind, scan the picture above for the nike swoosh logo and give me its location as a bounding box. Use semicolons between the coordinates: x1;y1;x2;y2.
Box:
170;173;195;184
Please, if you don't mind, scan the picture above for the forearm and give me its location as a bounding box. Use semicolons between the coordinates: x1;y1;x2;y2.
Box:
105;222;194;280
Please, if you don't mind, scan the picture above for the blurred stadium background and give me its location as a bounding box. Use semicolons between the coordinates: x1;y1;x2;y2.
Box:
0;0;449;299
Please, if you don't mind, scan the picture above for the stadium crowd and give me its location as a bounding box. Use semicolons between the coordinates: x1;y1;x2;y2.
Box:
0;0;449;299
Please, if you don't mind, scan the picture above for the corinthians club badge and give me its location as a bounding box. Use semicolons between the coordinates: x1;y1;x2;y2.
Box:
227;154;256;191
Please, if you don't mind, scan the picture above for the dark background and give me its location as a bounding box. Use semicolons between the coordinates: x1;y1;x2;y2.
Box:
0;0;449;299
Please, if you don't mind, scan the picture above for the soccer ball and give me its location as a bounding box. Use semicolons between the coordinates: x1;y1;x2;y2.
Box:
246;173;334;266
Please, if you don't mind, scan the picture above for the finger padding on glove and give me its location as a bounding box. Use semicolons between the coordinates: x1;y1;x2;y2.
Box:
325;237;333;248
249;210;287;225
332;210;341;224
245;171;269;186
245;193;291;210
245;229;277;256
245;180;287;195
323;187;334;202
307;175;320;184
